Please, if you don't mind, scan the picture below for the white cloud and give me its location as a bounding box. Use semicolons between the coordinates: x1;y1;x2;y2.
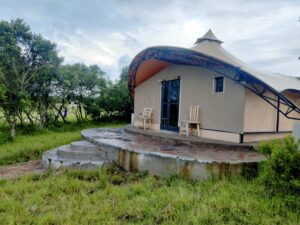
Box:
0;0;299;79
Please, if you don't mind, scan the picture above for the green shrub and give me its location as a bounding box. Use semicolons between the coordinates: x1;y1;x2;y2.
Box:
258;136;300;195
0;130;10;144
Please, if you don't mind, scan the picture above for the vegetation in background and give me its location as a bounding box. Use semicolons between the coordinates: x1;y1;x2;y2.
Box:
84;67;133;121
0;19;132;141
0;19;61;139
56;64;107;122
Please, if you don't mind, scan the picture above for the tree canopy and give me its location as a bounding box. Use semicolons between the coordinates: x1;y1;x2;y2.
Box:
0;19;61;138
0;19;132;141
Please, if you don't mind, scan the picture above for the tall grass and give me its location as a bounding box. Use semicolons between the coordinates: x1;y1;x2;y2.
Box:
0;168;299;225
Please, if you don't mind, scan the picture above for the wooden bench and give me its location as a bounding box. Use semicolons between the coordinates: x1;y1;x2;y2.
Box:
135;107;153;130
180;106;200;137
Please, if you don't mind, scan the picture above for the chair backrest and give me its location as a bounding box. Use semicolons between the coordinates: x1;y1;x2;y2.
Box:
142;107;152;118
189;105;200;122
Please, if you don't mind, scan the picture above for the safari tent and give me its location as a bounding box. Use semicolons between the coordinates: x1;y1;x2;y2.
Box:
128;29;300;143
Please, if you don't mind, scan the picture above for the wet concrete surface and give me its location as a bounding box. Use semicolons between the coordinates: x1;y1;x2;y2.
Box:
81;128;265;163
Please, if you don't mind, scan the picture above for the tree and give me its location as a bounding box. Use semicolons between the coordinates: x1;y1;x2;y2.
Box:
98;80;133;119
28;36;62;127
119;66;129;83
0;18;131;141
0;19;60;139
57;63;107;121
84;66;133;121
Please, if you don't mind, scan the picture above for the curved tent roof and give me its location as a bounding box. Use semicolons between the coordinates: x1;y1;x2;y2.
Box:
128;29;300;119
191;29;300;93
129;29;300;94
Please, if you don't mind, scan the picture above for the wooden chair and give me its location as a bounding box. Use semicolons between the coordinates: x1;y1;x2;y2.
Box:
180;106;200;137
135;107;153;130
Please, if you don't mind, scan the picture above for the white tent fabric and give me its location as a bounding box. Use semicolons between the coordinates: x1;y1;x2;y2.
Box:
191;29;300;93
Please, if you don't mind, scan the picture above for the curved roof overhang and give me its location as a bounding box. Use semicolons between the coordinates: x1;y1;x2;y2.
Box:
128;46;300;120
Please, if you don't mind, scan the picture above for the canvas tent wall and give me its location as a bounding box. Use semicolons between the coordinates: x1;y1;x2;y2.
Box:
134;64;245;142
243;89;300;142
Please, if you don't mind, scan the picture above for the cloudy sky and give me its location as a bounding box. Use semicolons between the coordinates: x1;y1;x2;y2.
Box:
0;0;299;79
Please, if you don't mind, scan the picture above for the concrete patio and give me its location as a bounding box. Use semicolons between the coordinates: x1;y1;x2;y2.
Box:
43;126;265;180
124;125;257;150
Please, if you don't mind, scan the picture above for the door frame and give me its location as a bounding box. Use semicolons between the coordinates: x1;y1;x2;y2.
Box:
160;79;180;132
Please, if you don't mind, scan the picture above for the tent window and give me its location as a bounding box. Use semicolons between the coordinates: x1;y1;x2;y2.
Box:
214;76;224;93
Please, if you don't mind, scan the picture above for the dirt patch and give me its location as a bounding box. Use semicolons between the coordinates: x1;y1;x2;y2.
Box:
0;160;45;180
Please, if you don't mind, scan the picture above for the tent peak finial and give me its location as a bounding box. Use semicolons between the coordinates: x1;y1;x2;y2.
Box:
194;29;223;45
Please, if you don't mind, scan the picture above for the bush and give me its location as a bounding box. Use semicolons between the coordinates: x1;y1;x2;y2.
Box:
0;130;10;144
257;136;300;195
84;81;133;122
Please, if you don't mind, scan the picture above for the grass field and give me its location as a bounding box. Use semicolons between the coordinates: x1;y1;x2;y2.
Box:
0;168;299;225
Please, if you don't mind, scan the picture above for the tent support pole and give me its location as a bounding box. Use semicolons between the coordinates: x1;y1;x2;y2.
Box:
276;97;280;132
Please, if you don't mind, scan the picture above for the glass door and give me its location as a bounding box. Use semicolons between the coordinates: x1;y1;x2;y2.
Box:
161;79;180;131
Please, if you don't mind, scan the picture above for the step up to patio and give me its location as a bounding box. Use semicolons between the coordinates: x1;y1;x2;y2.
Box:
70;141;100;151
57;144;106;160
42;140;109;170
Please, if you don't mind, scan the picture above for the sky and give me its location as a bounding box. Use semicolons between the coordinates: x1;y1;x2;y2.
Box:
0;0;299;80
